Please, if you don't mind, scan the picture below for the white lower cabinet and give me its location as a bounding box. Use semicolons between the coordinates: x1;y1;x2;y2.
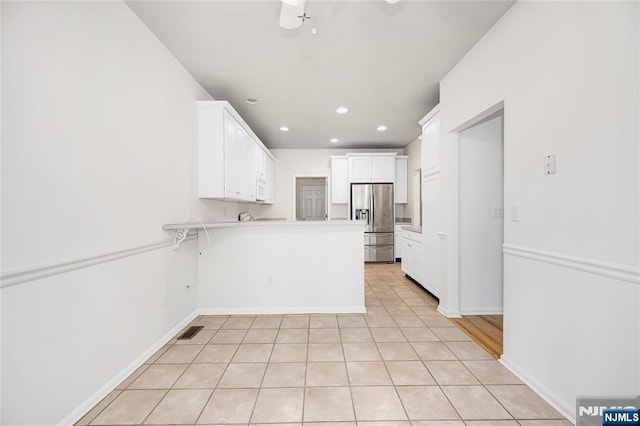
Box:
400;231;423;284
394;224;403;260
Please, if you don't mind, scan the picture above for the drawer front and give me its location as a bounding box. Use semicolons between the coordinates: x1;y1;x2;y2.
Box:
364;245;394;263
364;233;394;246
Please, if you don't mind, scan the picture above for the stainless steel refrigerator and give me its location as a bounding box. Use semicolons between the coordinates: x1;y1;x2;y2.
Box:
350;183;395;263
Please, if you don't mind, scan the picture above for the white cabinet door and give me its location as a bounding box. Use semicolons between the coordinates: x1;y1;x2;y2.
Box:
400;236;411;275
238;126;257;201
394;156;408;203
349;156;372;182
422;113;440;177
372;155;395;183
264;156;275;204
224;112;242;199
256;148;267;182
422;174;440;296
395;226;402;259
330;156;348;204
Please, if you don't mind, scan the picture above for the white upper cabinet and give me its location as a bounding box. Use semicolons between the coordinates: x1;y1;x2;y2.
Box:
264;155;275;204
348;155;372;183
372;155;395;182
419;105;440;177
197;101;275;202
330;156;349;204
348;153;396;183
394;155;408;203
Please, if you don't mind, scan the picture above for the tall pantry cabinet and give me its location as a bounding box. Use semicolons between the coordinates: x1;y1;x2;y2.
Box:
419;105;441;297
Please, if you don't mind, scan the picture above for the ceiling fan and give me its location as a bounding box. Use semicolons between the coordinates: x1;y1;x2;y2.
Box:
279;0;399;30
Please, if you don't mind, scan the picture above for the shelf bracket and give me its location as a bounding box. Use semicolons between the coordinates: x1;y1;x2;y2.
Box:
173;229;190;249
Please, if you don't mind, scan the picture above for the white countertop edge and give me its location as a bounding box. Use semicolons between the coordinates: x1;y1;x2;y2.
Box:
163;220;366;230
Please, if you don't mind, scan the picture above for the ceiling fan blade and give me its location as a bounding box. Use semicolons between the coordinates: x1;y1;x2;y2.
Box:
279;0;306;29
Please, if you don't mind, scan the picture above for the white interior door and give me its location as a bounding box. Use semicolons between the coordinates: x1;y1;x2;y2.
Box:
301;185;326;220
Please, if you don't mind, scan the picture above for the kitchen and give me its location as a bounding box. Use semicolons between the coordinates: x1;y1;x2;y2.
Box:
2;1;638;426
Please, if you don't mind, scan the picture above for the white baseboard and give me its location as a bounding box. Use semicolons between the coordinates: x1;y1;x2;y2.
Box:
499;355;575;424
437;304;462;318
59;310;199;426
198;306;367;315
459;307;504;315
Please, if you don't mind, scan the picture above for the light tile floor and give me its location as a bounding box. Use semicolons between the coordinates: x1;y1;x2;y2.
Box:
77;262;571;426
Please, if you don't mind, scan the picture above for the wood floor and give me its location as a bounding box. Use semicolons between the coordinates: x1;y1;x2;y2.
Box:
452;315;503;359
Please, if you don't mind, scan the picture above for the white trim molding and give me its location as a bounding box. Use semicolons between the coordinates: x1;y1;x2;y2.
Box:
503;244;640;285
198;306;367;316
60;311;199;426
499;355;575;424
0;235;197;289
437;304;462;318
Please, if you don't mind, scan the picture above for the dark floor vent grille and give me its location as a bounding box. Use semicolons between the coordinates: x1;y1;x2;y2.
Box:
177;325;204;340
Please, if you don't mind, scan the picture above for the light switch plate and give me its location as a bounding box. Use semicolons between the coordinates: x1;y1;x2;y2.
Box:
511;205;520;222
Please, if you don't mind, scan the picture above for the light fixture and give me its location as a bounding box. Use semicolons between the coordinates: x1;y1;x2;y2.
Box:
377;125;387;131
245;98;258;104
336;106;349;114
280;126;289;132
330;138;339;143
311;25;317;35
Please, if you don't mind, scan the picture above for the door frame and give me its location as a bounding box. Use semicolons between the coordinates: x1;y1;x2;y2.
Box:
292;174;330;221
442;100;504;318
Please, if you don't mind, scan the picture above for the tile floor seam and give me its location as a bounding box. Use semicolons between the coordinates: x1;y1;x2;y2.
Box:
192;328;241;425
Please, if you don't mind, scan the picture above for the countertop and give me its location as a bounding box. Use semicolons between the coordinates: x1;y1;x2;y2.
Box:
163;219;365;230
401;225;423;234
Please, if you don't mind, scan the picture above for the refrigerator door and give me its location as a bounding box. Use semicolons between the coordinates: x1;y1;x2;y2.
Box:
351;184;373;232
372;183;394;233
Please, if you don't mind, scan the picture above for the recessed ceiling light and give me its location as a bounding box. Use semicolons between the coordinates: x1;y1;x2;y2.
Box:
330;138;339;143
245;98;258;104
336;106;349;114
280;126;289;132
377;125;387;131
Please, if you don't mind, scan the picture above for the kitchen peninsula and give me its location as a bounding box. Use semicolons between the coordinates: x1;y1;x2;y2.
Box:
163;220;365;314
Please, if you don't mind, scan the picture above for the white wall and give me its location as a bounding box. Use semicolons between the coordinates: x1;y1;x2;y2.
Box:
0;2;238;424
263;148;403;220
439;1;639;420
459;115;503;314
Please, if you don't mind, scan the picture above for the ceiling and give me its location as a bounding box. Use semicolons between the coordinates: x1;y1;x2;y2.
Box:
126;0;514;150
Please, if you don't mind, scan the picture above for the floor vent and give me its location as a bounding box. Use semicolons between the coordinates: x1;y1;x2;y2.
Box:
177;325;204;340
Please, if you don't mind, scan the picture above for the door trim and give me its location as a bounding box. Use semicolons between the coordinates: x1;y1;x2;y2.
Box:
292;174;330;221
444;100;505;318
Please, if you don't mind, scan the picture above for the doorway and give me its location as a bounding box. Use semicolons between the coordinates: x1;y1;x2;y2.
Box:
458;111;504;315
446;103;505;357
294;176;328;221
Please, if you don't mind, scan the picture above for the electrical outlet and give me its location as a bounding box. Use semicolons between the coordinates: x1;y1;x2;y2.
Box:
545;154;557;175
267;276;273;286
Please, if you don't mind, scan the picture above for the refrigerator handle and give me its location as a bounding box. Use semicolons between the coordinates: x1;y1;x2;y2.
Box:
370;185;375;232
